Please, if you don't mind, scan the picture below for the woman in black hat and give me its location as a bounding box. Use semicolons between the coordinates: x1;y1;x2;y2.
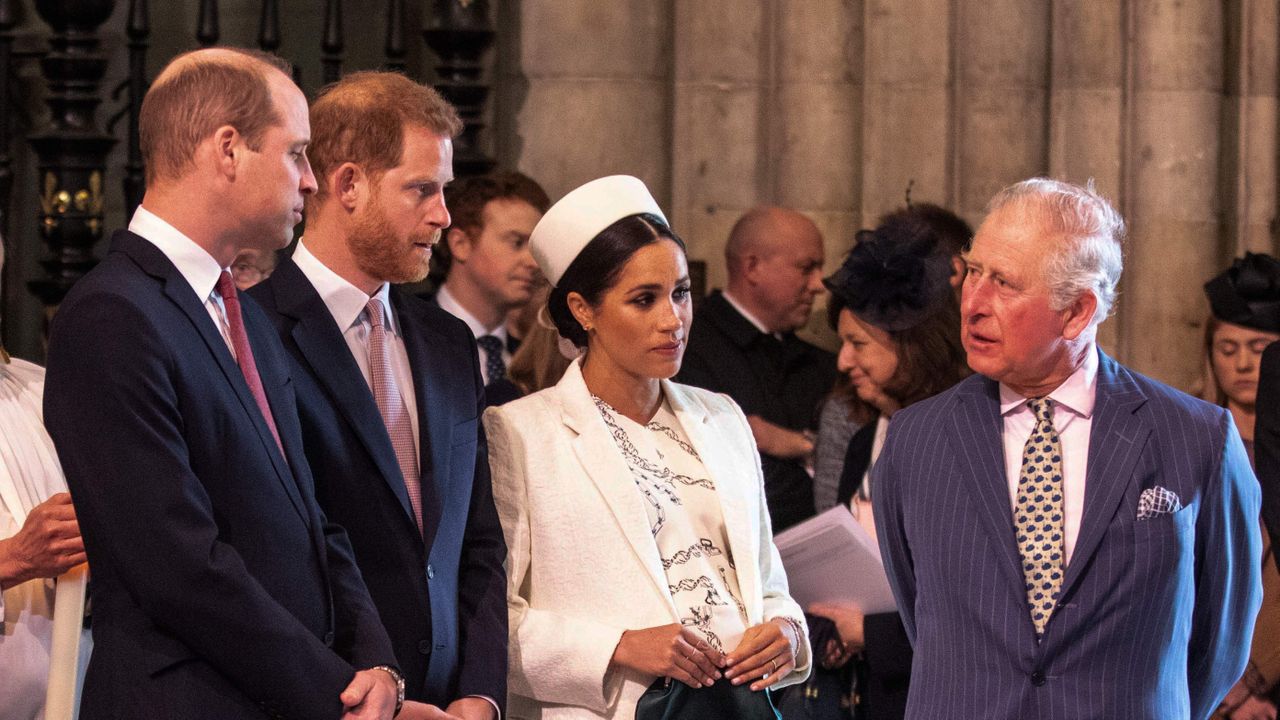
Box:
1203;253;1280;720
783;211;970;720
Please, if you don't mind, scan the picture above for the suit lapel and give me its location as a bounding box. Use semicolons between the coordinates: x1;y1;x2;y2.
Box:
1059;351;1150;599
272;261;417;532
118;232;310;527
950;376;1026;593
557;363;678;617
397;292;450;553
665;381;760;621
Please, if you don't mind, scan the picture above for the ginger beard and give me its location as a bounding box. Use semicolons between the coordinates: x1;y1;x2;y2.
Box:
348;185;441;285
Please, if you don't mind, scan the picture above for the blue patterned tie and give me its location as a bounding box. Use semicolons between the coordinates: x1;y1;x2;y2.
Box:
476;334;506;384
1015;398;1065;637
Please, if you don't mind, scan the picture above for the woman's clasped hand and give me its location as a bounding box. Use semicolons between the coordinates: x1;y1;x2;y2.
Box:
612;619;799;692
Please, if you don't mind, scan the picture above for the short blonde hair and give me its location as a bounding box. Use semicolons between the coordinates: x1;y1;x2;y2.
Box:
139;48;292;185
307;71;462;205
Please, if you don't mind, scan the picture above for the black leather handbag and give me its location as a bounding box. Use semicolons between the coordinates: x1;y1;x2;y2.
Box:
634;677;783;720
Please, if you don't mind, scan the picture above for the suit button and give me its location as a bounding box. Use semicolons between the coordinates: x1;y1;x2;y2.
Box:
418;640;433;655
1031;670;1046;686
323;631;335;646
426;564;435;580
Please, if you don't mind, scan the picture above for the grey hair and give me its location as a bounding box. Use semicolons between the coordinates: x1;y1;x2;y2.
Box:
987;177;1125;327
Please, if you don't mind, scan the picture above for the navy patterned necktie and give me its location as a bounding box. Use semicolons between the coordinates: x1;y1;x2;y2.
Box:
1015;397;1065;637
477;334;506;384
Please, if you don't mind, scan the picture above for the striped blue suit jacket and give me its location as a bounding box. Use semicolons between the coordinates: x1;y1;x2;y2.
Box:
873;350;1262;720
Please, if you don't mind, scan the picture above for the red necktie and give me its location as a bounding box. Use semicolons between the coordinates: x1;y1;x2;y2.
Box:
216;271;285;457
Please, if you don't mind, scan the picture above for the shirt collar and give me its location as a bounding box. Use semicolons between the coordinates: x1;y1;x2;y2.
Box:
721;290;776;337
292;239;398;335
128;206;225;302
436;284;507;341
998;344;1099;419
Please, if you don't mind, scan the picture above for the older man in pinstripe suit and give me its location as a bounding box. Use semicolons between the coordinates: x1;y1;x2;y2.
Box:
873;178;1262;720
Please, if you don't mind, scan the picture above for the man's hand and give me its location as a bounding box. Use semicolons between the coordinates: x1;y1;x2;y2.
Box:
340;668;399;720
724;619;797;691
397;700;461;720
1231;696;1279;720
746;416;813;459
445;697;496;720
610;623;725;688
0;493;85;591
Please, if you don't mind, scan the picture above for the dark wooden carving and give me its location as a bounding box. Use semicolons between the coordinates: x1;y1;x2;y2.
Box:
196;0;218;47
258;0;280;53
26;0;118;308
423;0;495;178
321;0;343;85
122;0;148;217
0;0;17;239
384;0;405;72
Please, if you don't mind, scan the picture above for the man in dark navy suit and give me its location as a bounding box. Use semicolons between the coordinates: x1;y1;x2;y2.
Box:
251;72;506;720
874;178;1262;720
43;49;401;719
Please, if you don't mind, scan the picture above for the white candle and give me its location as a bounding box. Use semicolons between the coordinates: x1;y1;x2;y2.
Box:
44;563;89;720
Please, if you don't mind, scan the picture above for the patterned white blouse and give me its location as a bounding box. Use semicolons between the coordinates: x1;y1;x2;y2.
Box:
594;395;749;655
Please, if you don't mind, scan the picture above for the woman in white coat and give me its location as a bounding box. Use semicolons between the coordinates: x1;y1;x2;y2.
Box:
484;176;811;720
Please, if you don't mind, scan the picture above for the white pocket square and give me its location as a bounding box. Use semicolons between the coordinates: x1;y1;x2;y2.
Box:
1137;486;1182;520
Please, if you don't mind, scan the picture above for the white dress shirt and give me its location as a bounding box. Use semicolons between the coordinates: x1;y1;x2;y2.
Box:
436;284;509;385
292;241;420;456
128;206;235;357
999;347;1098;566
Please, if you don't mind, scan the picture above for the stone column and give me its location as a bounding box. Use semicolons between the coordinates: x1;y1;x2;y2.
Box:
668;0;771;292
859;0;952;229
1047;1;1126;353
772;0;863;268
1123;0;1224;389
1222;0;1278;257
952;0;1050;225
510;1;672;203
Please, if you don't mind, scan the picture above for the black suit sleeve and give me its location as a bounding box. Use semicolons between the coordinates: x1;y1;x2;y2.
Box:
862;612;912;682
1256;342;1280;573
45;292;356;719
456;347;509;707
323;517;401;671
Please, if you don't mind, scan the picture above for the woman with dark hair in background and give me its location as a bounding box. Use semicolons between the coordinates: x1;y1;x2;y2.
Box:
811;205;971;514
1204;254;1280;720
786;211;969;720
484;176;811;720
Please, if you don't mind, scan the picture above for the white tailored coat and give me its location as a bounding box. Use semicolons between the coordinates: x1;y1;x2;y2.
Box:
484;360;811;720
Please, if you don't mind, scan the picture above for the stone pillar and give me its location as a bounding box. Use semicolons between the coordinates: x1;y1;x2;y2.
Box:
668;0;770;292
772;0;863;268
1123;0;1224;389
1047;1;1126;354
859;0;951;229
1222;0;1278;258
511;1;672;203
952;1;1050;223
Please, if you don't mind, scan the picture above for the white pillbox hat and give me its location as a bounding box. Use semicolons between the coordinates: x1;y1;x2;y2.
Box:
529;175;667;286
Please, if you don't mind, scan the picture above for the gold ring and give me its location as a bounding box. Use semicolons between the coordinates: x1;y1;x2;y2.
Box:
770;658;778;673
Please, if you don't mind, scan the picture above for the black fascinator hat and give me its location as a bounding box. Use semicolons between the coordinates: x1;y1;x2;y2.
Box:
1204;252;1280;333
824;213;954;332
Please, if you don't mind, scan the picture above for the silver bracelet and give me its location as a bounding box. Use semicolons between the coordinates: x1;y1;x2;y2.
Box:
773;616;804;656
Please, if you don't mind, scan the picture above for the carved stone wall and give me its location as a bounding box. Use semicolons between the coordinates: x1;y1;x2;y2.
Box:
496;0;1280;391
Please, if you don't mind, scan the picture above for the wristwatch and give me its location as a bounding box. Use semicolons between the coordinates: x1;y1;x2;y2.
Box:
369;665;405;717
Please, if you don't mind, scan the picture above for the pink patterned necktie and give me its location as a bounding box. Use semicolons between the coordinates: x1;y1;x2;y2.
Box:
215;271;284;457
365;298;423;534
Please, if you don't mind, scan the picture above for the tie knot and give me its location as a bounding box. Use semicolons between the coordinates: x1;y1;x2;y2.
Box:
216;270;236;301
1029;397;1054;424
477;334;503;354
365;298;388;331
